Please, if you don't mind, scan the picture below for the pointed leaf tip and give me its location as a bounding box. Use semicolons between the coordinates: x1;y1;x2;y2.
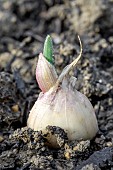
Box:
43;35;54;64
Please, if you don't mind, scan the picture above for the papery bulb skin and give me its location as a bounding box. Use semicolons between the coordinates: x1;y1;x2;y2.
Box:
36;53;58;93
27;79;98;142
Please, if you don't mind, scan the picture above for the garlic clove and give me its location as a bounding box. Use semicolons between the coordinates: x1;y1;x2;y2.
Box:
36;53;58;93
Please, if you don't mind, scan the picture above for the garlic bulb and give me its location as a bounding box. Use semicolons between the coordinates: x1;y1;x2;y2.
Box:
27;35;98;146
28;81;98;141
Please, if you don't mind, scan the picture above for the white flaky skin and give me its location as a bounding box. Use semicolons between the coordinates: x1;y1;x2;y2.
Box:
27;79;98;141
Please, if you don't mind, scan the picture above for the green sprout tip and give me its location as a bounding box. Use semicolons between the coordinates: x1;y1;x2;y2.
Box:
43;35;54;64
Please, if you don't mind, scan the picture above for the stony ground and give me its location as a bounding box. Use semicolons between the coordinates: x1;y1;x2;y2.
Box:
0;0;113;169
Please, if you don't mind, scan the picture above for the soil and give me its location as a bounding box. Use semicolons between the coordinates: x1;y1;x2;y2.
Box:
0;0;113;169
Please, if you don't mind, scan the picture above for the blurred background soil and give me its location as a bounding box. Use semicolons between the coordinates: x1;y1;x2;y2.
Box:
0;0;113;169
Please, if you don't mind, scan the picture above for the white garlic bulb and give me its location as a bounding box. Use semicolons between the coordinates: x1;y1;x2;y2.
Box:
27;35;98;147
27;77;98;141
